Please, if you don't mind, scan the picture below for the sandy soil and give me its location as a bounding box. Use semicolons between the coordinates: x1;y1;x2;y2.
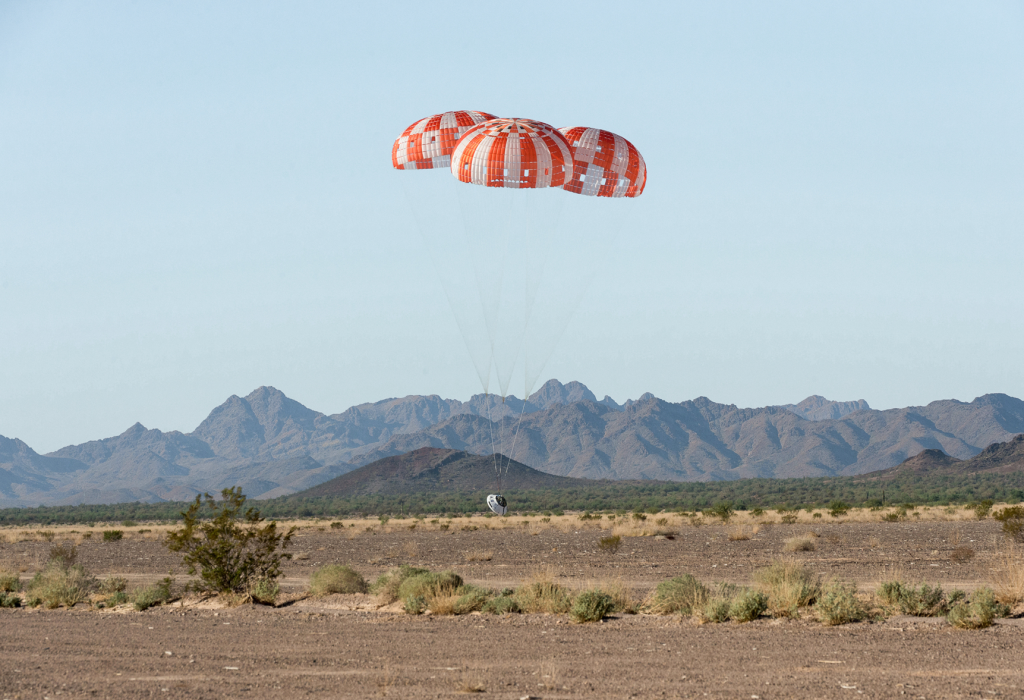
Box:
2;512;1023;698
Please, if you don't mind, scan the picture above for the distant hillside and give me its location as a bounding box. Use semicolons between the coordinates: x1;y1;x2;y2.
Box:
868;434;1024;479
296;447;585;498
2;379;1022;507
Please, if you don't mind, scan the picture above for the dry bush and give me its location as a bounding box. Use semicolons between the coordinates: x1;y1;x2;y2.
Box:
867;537;881;549
27;562;94;609
754;560;821;617
514;573;572;614
727;525;751;541
427;585;490;615
647;575;707;615
590;579;639;614
372;565;428;602
465;550;493;562
991;541;1024;605
950;546;975;564
784;535;816;552
597;534;622;553
310;565;368;595
0;567;21;592
458;670;486;693
947;587;1010;629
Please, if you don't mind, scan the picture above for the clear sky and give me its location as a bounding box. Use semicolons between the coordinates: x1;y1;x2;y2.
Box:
2;1;1022;453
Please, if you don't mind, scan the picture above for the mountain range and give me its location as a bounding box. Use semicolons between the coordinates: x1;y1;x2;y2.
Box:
2;380;1022;507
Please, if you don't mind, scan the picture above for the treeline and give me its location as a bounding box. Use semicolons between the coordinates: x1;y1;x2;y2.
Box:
2;471;1022;526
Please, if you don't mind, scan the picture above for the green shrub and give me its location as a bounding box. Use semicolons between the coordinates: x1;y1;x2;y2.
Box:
816;581;866;625
828;500;850;518
99;576;128;594
106;591;129;607
972;500;994;520
598;535;622;553
165;487;295;595
396;571;463;601
729;589;768;622
648;575;707;615
250;577;280;605
780;513;798;524
121;520;138;527
0;569;21;592
482;595;521;614
403;595;427;614
710;502;734;522
750;507;765;517
878;581;949;616
0;591;21;608
438;585;491;615
37;530;55;542
571;590;614;623
514;578;572;614
310;565;368;596
103;530;124;542
946;587;1010;629
993;506;1024;543
28;562;95;609
133;577;173;611
754;560;820;617
372;565;429;603
329;521;344;529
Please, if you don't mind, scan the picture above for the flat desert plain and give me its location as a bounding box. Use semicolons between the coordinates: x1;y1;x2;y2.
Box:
2;508;1023;699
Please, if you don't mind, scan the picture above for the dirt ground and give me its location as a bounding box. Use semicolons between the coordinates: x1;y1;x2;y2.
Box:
3;511;1024;698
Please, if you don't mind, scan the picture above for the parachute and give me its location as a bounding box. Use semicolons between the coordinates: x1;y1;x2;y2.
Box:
393;112;646;515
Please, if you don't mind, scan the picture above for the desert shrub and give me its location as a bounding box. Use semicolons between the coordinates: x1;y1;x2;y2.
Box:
250;577;280;605
133;577;173;611
598;535;622;553
727;526;751;541
571;590;614;623
396;571;463;601
697;597;732;623
783;535;816;552
403;594;427;614
99;576;128;594
599;580;639;614
816;581;866;625
972;500;994;520
122;520;138;527
993;506;1024;543
514;577;572;614
750;507;765;517
709;502;734;522
991;542;1024;605
48;542;78;568
631;512;647;522
946;587;1010;629
828;500;850;518
372;565;429;603
106;591;129;607
482;595;521;614
429;585;491;615
647;575;707;615
28;562;94;609
103;530;124;542
0;590;21;608
80;532;92;540
878;581;948;616
754;560;820;617
780;513;798;524
165;487;295;596
950;546;975;564
329;521;344;529
310;565;368;596
0;569;21;592
37;530;55;542
729;589;768;622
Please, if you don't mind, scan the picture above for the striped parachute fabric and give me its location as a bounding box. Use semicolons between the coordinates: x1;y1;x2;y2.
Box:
558;127;646;198
392;110;497;170
451;118;573;189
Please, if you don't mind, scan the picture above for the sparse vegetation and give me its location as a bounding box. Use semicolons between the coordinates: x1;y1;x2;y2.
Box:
647;575;707;615
783;535;816;552
0;590;21;608
597;534;622;553
946;587;1010;629
310;565;368;595
828;500;850;518
816;581;866;625
993;506;1024;542
950;546;975;564
132;577;174;611
0;568;21;592
570;590;614;623
27;549;94;609
514;575;572;614
372;565;429;603
165;487;295;597
103;530;123;542
877;581;949;616
754;560;820;617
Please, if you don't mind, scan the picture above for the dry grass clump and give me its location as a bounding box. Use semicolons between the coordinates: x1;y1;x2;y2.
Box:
514;574;572;614
647;574;707;615
783;535;817;552
946;587;1010;629
372;565;429;603
465;550;493;562
727;525;752;541
597;534;622;553
754;560;820;617
991;541;1024;605
27;561;94;609
0;567;21;593
595;579;639;614
310;565;368;595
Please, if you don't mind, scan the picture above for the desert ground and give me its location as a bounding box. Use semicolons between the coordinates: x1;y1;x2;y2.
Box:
2;506;1024;699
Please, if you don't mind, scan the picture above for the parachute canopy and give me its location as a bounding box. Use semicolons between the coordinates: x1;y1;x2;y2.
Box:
558;126;647;198
392;110;497;170
451;118;573;189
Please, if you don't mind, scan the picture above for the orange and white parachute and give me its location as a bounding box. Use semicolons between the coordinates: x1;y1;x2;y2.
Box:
558;127;646;198
451;118;573;189
392;110;497;170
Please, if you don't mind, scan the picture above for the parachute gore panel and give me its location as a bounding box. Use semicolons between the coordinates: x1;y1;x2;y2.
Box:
392;110;497;170
559;127;647;197
451;118;573;189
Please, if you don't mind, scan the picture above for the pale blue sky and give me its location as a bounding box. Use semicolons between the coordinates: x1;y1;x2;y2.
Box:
1;1;1022;452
